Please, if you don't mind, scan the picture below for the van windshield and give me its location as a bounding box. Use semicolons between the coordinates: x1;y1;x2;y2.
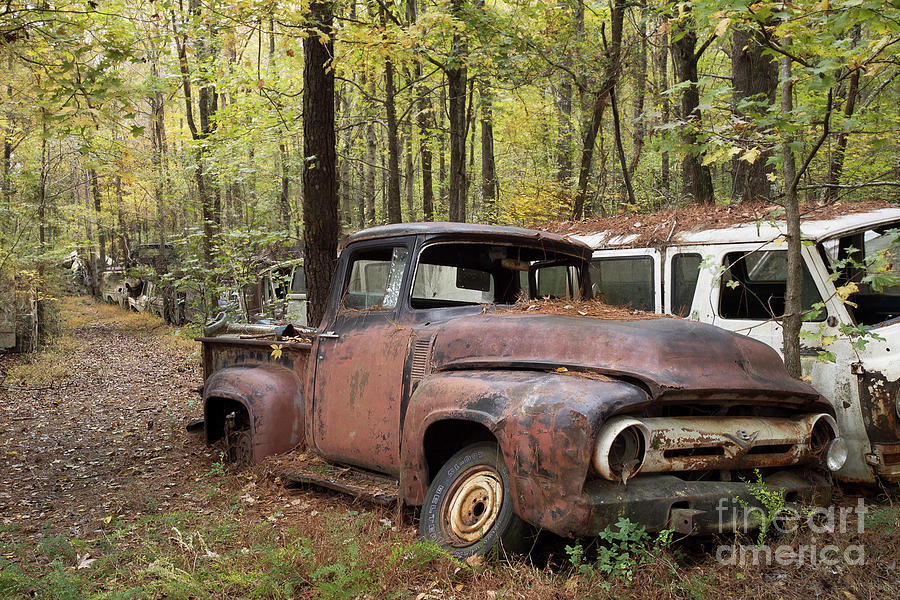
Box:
820;222;900;327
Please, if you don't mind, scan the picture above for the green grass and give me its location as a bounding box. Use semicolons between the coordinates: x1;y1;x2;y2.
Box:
0;508;455;600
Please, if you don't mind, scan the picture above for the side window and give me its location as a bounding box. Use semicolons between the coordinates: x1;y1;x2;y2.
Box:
589;256;655;311
719;250;824;321
343;246;409;310
671;253;701;317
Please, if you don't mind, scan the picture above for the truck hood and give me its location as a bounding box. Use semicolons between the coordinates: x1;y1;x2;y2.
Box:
430;314;819;403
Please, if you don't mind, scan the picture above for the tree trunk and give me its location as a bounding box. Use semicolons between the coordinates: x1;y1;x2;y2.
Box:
407;0;434;221
174;0;220;265
447;0;467;222
824;31;861;203
90;167;106;276
365;71;377;226
572;0;623;220
385;54;402;224
628;10;647;176
670;6;714;204
302;0;339;327
1;57;12;209
403;91;415;221
781;51;801;378
439;80;448;212
480;84;497;222
418;68;435;221
657;18;670;194
731;28;777;203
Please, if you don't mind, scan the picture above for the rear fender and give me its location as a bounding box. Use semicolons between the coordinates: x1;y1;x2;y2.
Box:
400;370;648;534
204;366;304;462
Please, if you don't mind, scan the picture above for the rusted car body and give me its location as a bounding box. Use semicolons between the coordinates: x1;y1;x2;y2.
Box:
575;206;900;484
199;223;844;556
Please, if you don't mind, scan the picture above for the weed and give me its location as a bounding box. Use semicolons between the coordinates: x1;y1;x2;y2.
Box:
36;533;77;563
565;518;674;589
740;469;787;546
0;564;30;597
4;330;77;385
676;573;712;599
865;506;900;533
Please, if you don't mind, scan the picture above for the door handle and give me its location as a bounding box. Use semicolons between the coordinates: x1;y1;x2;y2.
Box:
319;331;339;339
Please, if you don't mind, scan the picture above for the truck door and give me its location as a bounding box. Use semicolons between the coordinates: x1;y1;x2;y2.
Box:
311;244;413;476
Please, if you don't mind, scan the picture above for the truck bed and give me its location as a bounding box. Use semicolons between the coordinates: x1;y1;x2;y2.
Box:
199;336;312;383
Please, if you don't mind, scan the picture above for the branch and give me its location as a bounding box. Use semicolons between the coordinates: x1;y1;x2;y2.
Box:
798;181;900;190
790;88;833;196
695;33;717;61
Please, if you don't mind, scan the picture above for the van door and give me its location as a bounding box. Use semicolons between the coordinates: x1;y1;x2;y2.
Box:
589;249;662;312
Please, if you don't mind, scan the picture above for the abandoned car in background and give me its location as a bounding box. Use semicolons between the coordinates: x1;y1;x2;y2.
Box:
195;223;846;556
574;204;900;485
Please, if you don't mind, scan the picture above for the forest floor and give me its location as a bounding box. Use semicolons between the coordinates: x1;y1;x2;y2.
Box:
0;296;899;599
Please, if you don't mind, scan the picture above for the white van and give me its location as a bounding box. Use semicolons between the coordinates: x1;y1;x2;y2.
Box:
573;205;900;485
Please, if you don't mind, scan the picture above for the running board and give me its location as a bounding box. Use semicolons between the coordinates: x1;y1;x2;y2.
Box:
277;453;399;507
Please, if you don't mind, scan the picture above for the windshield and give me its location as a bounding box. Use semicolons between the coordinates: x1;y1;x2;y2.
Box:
820;222;900;327
410;242;585;309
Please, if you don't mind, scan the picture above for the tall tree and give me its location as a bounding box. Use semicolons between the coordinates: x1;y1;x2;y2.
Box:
572;0;622;220
447;0;468;222
408;0;435;221
302;0;339;326
670;4;715;204
731;27;777;203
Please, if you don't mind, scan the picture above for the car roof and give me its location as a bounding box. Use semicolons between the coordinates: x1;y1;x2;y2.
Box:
345;222;593;257
574;207;900;249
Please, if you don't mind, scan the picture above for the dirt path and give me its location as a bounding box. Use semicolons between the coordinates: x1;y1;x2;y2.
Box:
0;319;207;538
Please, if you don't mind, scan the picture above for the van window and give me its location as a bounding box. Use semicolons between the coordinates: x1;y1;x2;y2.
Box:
590;256;655;311
671;253;701;317
719;250;824;321
820;224;900;326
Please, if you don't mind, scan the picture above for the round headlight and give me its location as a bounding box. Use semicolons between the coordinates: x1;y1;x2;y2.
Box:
592;417;649;481
895;389;900;420
825;437;848;472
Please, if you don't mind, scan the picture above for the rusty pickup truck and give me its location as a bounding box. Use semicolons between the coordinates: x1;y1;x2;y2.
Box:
198;223;846;557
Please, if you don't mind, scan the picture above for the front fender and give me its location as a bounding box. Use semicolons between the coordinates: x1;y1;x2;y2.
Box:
400;370;649;536
204;365;304;462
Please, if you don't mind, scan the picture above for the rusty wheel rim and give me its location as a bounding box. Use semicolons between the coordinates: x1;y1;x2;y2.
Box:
444;466;503;544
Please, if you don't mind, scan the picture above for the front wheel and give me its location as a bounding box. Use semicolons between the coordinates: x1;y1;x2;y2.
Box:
418;442;529;559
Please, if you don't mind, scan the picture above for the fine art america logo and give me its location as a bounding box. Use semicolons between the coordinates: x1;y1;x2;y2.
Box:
714;497;867;567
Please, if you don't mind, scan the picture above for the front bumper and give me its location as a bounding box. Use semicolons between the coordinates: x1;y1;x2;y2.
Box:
579;471;832;535
871;442;900;481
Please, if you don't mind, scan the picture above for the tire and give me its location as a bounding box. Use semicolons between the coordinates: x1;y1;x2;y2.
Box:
224;425;253;466
419;442;529;559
